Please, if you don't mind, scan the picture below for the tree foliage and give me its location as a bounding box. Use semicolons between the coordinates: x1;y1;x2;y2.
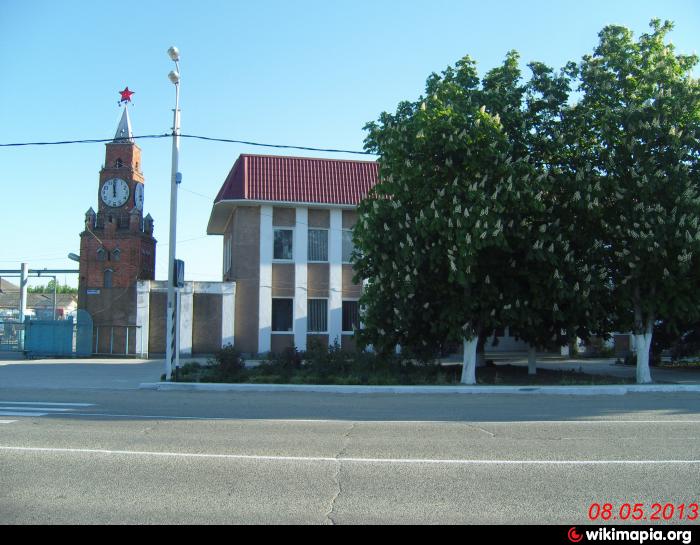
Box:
354;19;700;384
27;280;78;295
355;53;607;382
572;19;700;381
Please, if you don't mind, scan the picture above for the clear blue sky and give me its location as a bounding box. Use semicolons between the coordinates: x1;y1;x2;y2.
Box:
1;0;698;288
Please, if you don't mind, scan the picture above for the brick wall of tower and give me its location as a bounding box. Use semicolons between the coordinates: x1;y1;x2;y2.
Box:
79;230;155;290
102;143;144;184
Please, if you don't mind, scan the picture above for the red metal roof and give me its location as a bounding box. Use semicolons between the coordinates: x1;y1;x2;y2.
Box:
215;154;379;205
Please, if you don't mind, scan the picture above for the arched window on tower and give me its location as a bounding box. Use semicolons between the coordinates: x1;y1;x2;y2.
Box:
115;158;123;168
111;248;121;262
97;247;107;261
104;269;113;288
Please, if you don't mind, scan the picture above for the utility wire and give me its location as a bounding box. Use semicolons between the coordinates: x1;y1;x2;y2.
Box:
0;133;376;156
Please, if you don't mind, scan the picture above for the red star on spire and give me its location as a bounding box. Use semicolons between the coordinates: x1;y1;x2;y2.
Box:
119;87;135;103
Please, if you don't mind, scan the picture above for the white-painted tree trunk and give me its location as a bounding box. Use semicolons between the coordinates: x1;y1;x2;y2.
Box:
461;337;479;385
634;328;653;384
528;346;537;375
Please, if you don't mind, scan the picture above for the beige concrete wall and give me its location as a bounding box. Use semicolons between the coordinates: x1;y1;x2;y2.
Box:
192;294;223;354
148;291;166;355
271;334;294;354
308;209;330;228
272;264;294;298
342;265;361;298
273;207;295;226
342;210;358;229
230;206;260;354
307;334;328;351
308;263;329;297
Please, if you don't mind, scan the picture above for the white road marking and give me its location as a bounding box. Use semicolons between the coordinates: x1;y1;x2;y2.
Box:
0;445;699;465
0;402;94;407
0;407;75;412
0;402;95;421
0;412;48;417
50;413;700;424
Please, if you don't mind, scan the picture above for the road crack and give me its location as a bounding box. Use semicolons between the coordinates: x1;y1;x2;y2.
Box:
325;422;355;525
466;423;496;437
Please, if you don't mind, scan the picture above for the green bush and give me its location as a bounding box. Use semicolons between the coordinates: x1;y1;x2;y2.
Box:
203;344;246;382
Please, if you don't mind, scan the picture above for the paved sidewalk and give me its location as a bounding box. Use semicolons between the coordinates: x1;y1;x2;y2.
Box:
0;353;163;390
495;356;700;385
1;352;699;391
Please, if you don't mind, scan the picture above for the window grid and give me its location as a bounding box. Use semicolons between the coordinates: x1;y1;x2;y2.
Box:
308;229;329;262
342;300;360;333
307;298;328;333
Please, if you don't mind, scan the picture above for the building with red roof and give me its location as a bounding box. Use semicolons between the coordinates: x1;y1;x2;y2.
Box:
208;154;379;354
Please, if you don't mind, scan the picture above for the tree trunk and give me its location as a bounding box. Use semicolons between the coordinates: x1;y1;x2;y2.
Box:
632;296;653;385
461;337;479;385
528;346;537;375
634;321;653;384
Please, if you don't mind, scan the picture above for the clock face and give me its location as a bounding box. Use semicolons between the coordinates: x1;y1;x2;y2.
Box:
134;183;144;210
101;178;130;208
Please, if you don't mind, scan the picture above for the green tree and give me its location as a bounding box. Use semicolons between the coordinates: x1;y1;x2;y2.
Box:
505;61;616;374
572;20;700;383
27;279;78;294
356;53;559;384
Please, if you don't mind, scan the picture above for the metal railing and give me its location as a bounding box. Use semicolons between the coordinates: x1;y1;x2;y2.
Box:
93;324;144;357
0;320;23;352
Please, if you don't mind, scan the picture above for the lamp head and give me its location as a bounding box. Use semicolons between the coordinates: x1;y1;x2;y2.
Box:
168;70;180;85
167;46;180;62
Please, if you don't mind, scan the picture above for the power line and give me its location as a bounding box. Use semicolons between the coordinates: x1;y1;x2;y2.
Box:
0;133;375;156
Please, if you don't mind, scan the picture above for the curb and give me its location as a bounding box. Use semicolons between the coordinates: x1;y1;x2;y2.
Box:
138;382;700;396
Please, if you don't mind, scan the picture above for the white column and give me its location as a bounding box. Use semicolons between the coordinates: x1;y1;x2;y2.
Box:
329;209;343;347
135;280;151;357
221;282;235;348
294;207;308;350
179;281;194;357
259;205;273;354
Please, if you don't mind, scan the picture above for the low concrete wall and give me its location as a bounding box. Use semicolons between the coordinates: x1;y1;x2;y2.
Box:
138;281;235;357
193;294;223;354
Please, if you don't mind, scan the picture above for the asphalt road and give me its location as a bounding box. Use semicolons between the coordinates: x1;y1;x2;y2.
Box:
1;388;699;524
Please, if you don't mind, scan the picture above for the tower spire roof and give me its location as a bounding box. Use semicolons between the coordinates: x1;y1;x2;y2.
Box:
114;106;134;143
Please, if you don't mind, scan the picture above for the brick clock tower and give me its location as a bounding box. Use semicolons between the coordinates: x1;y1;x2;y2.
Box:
79;101;156;302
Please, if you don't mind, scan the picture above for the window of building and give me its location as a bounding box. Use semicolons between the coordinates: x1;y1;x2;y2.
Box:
271;298;293;332
273;229;293;261
97;247;107;261
111;248;121;262
223;233;232;276
115;158;123;168
342;230;354;263
342;300;360;333
104;269;113;288
308;229;328;262
307;299;328;333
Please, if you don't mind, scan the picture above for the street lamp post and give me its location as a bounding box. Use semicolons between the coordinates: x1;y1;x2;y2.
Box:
165;46;181;381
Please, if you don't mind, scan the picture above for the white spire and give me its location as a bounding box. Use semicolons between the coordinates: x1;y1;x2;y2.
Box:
114;105;134;142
